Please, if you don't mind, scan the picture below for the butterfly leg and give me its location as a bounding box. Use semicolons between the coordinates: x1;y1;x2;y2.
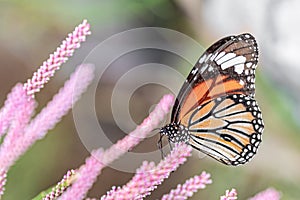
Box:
157;133;164;159
168;140;173;151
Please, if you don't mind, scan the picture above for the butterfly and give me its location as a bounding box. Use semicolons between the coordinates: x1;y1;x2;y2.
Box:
159;33;264;166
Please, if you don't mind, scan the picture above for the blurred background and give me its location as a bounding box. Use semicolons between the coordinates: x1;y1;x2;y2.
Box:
0;0;299;199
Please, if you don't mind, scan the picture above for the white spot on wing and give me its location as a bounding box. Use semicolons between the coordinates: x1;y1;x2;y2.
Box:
234;63;244;74
210;52;218;61
246;63;252;68
200;64;208;73
205;54;212;62
216;53;236;65
215;51;225;61
220;56;246;70
199;54;206;63
191;68;198;75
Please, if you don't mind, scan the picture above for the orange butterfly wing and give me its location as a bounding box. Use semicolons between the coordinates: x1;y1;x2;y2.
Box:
168;33;263;165
187;94;263;165
171;33;258;123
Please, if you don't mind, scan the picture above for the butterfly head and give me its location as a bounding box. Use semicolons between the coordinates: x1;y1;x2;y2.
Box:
159;123;190;143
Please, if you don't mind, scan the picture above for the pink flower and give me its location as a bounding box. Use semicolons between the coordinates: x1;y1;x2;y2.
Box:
59;94;175;200
0;84;35;137
0;20;92;198
0;169;7;199
161;171;212;200
102;143;192;200
221;188;238;200
0;84;36;170
0;64;95;171
23;20;91;98
42;169;77;200
249;188;281;200
0;20;90;140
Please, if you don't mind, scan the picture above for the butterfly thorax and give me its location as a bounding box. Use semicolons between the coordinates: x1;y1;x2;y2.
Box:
160;122;190;143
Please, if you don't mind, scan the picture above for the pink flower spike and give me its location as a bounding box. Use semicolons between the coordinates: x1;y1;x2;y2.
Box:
102;143;193;200
0;169;7;199
42;169;77;200
23;19;91;98
59;149;105;200
221;188;238;200
101;94;174;165
249;188;281;200
0;64;95;170
60;94;175;200
25;63;95;141
0;84;36;170
0;83;35;137
161;171;212;200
